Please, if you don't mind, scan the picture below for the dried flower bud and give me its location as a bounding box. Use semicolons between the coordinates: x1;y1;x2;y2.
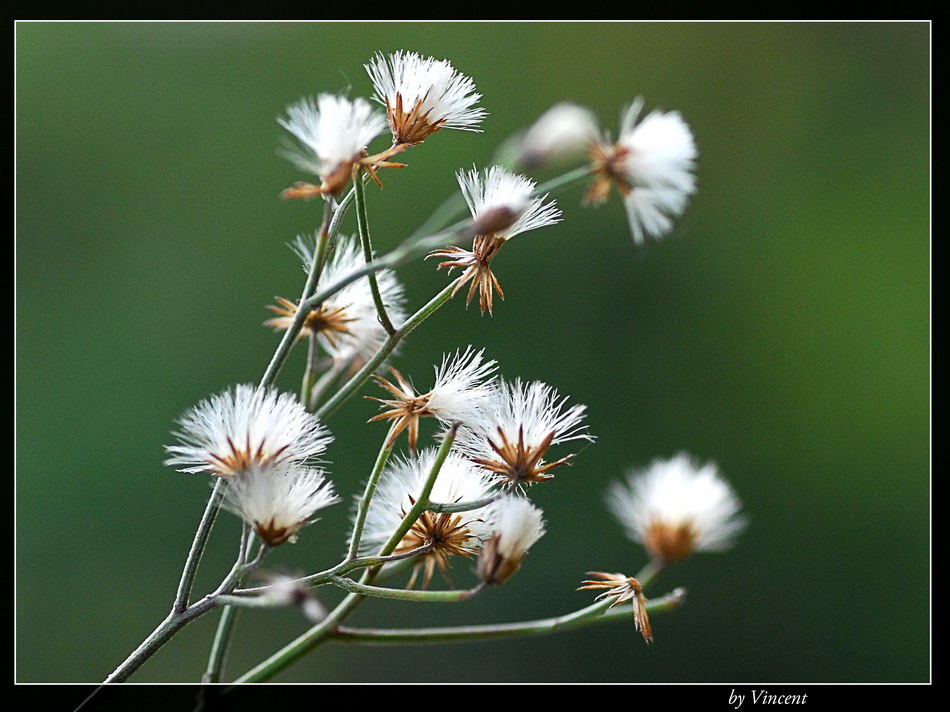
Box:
477;497;545;585
517;102;598;170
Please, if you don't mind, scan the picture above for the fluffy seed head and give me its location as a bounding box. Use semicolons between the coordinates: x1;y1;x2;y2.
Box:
266;234;406;369
366;51;485;145
165;385;332;477
607;453;746;563
358;448;496;588
221;461;339;546
457;166;561;241
279;94;387;194
457;378;592;487
516;102;598;170
587;97;697;244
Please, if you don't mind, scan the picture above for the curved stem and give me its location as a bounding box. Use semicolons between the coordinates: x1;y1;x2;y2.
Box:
203;604;240;683
326;576;485;602
301;200;336;301
347;423;397;559
301;333;320;410
354;167;396;335
330;588;686;645
173;479;225;614
232;545;434;597
427;490;506;514
534;165;593;195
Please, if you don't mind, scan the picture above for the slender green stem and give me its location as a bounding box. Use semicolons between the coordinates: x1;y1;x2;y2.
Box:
258;188;361;390
104;549;278;686
173;479;225;614
301;201;335;301
427;490;506;514
301;333;319;410
326;576;485;602
201;529;266;683
329;588;686;645
347;423;397;559
305;357;341;410
203;605;240;683
231;589;362;683
232;545;434;597
534;165;593;195
378;425;457;557
354;168;396;335
258;227;457;393
315;282;455;421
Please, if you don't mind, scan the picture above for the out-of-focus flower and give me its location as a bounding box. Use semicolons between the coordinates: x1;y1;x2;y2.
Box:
516;102;598;170
265;235;406;370
278;94;389;197
579;572;653;643
255;572;327;622
457;378;591;487
221;461;338;547
368;346;498;451
477;496;546;585
366;50;485;146
428;167;561;314
359;448;496;588
165;385;332;477
607;453;746;564
586;98;697;244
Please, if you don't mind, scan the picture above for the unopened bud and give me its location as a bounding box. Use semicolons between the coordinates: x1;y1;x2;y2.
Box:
517;103;598;170
477;497;546;586
471;205;522;238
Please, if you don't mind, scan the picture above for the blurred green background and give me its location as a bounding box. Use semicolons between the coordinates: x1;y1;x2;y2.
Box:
16;22;929;683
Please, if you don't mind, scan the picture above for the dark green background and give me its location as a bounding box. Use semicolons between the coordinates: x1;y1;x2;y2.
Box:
16;22;930;683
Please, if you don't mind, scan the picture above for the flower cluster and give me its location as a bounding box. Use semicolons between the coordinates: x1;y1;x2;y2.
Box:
166;385;338;547
145;48;742;683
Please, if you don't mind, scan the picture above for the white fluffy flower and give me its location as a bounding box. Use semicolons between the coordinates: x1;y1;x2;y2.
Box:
222;461;339;547
607;453;746;563
359;448;496;587
266;234;406;369
477;496;546;585
428;167;561;314
165;385;332;477
457;166;561;240
368;346;498;451
426;347;498;424
458;378;592;486
366;50;485;145
516;102;598;169
279;94;387;195
587;98;697;244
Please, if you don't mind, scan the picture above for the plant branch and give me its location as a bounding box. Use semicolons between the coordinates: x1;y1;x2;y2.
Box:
354;166;396;335
325;576;485;602
329;588;686;645
347;423;397;560
173;479;225;614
